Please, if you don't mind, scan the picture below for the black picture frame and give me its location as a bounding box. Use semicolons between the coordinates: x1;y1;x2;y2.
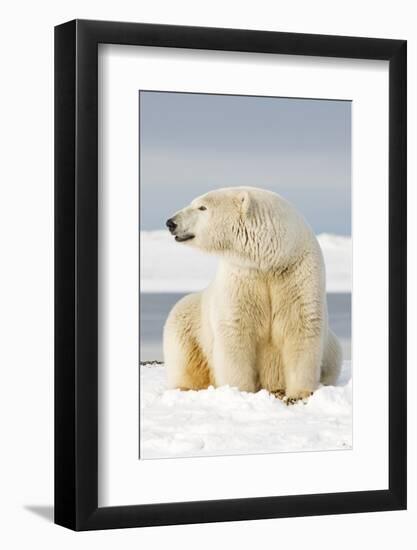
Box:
55;19;407;531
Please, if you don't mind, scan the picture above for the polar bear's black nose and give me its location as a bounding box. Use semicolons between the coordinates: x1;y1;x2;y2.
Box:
166;218;177;233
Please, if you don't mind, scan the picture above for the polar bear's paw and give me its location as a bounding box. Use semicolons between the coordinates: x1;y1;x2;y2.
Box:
271;389;286;400
284;390;313;405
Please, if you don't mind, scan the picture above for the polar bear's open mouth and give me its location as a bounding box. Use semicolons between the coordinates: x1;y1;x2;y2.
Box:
175;234;195;242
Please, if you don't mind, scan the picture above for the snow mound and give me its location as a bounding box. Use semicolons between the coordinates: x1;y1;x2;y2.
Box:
140;230;351;293
140;361;352;459
317;233;352;293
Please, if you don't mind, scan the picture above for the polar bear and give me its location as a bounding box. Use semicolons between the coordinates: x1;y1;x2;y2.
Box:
163;187;342;401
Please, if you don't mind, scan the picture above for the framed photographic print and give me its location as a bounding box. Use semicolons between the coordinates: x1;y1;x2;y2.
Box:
55;20;407;530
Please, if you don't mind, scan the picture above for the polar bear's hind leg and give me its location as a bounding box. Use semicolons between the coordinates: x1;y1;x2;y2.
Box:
320;329;342;385
163;293;212;390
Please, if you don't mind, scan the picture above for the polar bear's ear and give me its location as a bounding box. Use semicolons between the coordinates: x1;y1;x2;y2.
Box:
237;190;251;215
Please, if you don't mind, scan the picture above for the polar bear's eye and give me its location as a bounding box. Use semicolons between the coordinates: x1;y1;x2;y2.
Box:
198;205;207;211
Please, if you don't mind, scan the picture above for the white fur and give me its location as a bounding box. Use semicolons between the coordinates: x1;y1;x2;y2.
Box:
163;187;342;400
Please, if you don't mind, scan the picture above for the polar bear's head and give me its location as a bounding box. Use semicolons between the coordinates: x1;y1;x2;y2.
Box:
166;187;250;249
166;187;310;268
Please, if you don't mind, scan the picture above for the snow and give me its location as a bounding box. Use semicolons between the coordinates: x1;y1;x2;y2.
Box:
140;230;352;293
140;361;352;459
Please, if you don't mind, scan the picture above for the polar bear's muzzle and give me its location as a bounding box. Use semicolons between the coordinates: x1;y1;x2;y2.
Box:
174;234;195;242
166;217;195;243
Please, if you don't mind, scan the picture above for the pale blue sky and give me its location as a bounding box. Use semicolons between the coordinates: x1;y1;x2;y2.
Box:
139;91;351;235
